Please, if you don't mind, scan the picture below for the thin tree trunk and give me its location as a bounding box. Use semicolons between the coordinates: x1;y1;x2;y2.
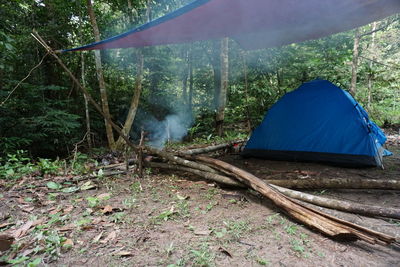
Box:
182;48;188;105
216;38;229;136
86;0;115;150
188;46;194;114
115;51;144;149
350;28;360;96
146;0;152;22
241;50;251;131
367;22;377;109
114;0;147;149
81;53;92;150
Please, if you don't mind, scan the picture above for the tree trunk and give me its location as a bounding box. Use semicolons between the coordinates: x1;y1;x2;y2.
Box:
188;46;194;114
241;50;251;131
86;0;115;150
215;38;229;136
350;28;360;96
81;52;92;150
182;48;188;105
146;0;152;22
115;51;144;149
367;22;377;110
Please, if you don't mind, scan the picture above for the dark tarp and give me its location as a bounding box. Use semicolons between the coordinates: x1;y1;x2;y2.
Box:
63;0;400;52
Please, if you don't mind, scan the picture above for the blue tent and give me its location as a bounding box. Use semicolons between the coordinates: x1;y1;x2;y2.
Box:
242;80;391;167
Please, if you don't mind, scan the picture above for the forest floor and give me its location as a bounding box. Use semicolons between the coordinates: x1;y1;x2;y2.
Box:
1;133;399;266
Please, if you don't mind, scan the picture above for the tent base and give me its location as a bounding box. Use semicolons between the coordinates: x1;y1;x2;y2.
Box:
241;149;379;168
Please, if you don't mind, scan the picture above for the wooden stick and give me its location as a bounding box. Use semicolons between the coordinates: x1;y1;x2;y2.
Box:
138;129;145;178
266;178;400;190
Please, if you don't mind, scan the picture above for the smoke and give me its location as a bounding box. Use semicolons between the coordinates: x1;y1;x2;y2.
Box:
144;113;192;149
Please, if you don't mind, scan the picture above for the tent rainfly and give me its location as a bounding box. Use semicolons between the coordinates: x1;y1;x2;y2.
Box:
242;80;391;168
63;0;400;52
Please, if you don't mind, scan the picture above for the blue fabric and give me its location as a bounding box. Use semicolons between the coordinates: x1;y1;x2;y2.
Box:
245;79;390;161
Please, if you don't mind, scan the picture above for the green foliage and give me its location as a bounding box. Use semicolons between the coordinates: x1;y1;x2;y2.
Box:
1;1;398;159
0;150;37;179
190;242;215;267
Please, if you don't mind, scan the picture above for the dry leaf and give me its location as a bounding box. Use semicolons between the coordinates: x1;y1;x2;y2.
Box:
19;205;35;213
49;207;62;215
218;247;233;257
63;205;74;214
91;217;104;224
17;198;27;204
0;234;14;252
100;231;117;244
97;193;111;200
92;231;104;243
63;239;74;247
0;222;14;229
57;224;75;232
194;229;212;236
113;250;133;257
13;221;34;238
101;205;113;214
41;200;56;206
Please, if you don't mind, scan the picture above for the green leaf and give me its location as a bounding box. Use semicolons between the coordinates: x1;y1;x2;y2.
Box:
61;187;79;193
27;257;42;267
46;181;61;190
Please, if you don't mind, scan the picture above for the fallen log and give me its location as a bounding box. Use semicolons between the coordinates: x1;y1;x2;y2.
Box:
179;140;245;155
195;156;396;245
270;184;400;220
266;178;400;190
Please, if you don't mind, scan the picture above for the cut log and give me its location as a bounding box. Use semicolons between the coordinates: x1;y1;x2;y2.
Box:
270;184;400;220
195;156;396;245
266;178;400;190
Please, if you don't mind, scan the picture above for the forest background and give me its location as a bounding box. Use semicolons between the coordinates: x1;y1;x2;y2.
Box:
1;0;399;159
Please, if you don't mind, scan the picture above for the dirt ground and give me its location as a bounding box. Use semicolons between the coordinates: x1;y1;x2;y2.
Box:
0;134;399;266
